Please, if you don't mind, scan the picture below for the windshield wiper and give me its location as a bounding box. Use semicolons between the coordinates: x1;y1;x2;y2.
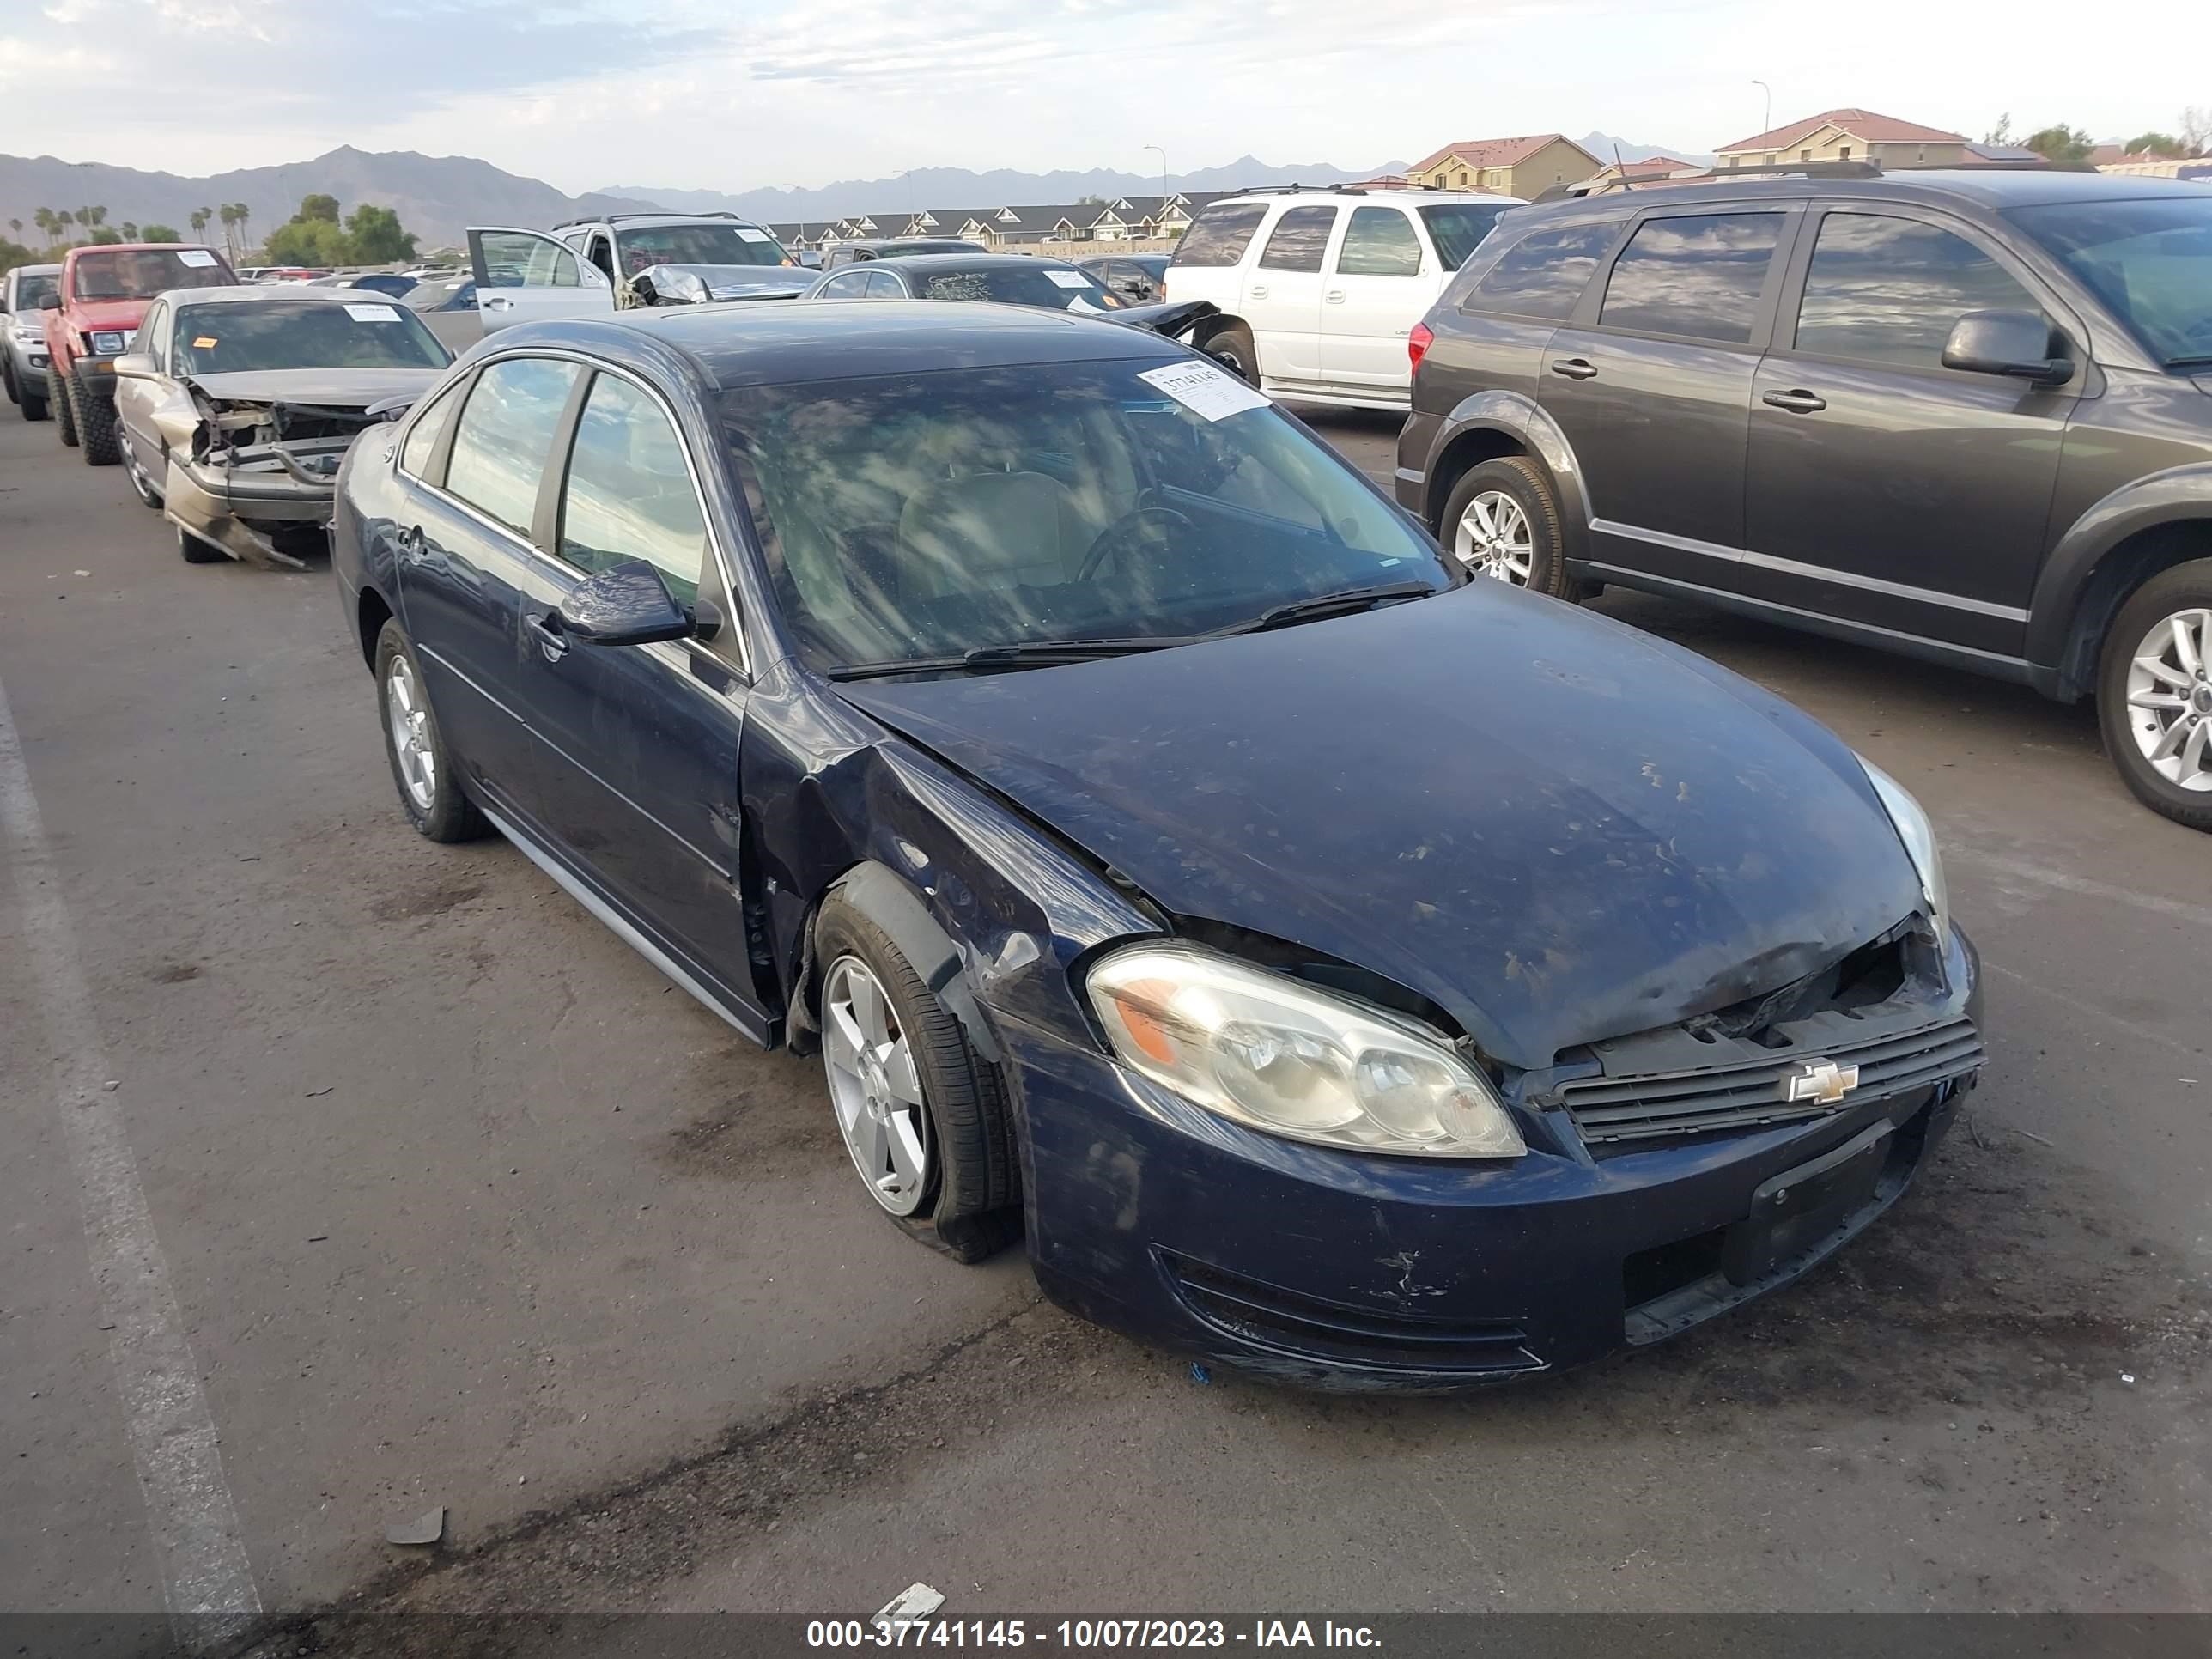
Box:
1200;580;1438;641
825;637;1178;681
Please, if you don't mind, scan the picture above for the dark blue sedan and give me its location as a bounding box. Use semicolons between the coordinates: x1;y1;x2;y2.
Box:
331;301;1983;1389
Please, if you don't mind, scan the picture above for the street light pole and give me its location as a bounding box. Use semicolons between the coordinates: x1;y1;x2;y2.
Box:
1752;79;1772;139
1144;144;1167;199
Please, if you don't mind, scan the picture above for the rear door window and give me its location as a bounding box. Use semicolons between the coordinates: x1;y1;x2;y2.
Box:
1258;206;1339;273
865;270;907;297
400;380;464;479
1336;208;1422;276
1791;212;2041;368
442;356;581;535
818;270;872;298
1468;222;1621;319
1175;202;1269;267
1598;212;1784;343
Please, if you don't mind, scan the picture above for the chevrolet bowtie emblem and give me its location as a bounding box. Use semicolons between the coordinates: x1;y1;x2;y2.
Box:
1785;1059;1860;1105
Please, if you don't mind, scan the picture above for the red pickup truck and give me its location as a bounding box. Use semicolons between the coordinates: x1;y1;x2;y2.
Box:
40;242;238;465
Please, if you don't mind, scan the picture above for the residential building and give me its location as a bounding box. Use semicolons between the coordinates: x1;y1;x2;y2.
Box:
1578;155;1704;190
1404;135;1601;198
1715;108;1974;169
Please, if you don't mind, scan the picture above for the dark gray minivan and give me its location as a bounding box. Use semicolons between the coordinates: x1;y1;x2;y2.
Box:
1398;168;2212;830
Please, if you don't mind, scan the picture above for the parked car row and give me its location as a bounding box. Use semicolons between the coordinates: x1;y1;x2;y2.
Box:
46;164;2210;1386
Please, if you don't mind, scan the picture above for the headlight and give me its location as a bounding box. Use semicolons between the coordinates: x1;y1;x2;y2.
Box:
1858;757;1950;944
1086;941;1525;1158
89;331;126;354
11;324;40;344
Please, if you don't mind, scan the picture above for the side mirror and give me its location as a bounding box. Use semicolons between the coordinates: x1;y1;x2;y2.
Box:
40;292;61;310
112;352;158;380
556;560;720;647
1941;309;2072;387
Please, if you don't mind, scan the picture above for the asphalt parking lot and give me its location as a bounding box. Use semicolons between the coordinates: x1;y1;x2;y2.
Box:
3;398;2208;1638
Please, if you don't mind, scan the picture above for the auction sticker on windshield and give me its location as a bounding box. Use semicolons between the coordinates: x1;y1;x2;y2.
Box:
1138;361;1271;422
1045;270;1091;289
344;304;402;322
737;228;771;242
178;250;217;267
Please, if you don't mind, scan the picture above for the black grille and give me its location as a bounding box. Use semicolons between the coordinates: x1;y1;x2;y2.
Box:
1560;1015;1982;1146
1159;1252;1542;1376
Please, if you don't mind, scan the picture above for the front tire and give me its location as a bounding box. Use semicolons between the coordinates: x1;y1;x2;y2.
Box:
374;620;488;842
812;893;1020;1263
74;382;120;465
1440;456;1580;601
1201;323;1258;385
49;368;77;446
2098;560;2212;832
2;356;16;406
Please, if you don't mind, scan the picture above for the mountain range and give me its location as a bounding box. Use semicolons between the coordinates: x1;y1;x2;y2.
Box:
3;133;1708;257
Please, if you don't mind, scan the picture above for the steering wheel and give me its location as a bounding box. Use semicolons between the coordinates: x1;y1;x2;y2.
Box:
1078;506;1194;582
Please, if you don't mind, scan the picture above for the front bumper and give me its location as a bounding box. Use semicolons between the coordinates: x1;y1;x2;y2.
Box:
70;356;120;399
1011;926;1982;1392
5;332;48;380
163;449;340;568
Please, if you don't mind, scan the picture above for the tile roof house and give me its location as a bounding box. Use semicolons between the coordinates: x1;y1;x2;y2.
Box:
1406;134;1601;198
1580;154;1705;189
1716;109;1974;169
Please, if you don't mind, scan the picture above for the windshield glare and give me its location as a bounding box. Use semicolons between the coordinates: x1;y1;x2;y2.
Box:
74;249;231;301
617;224;787;272
725;361;1452;672
2009;196;2212;366
170;301;451;375
919;266;1123;310
1419;204;1512;270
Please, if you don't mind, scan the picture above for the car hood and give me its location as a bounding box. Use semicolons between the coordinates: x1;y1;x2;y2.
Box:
64;298;150;334
667;264;816;301
839;586;1925;1070
182;367;443;408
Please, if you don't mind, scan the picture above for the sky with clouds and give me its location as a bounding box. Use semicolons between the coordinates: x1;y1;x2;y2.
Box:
1;0;2200;192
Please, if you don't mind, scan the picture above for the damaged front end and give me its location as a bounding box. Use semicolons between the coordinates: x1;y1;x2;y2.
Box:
160;378;418;568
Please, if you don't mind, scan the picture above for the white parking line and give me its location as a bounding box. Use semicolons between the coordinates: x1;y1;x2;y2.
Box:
0;672;260;1646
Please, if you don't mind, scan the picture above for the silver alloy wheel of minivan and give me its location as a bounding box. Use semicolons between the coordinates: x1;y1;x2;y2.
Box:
823;955;933;1216
119;426;161;507
2125;607;2212;791
1455;490;1534;586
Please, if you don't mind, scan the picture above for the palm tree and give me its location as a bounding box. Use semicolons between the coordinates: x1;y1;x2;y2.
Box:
33;208;54;246
229;202;252;260
8;217;21;244
190;206;210;241
55;210;75;245
119;222;138;241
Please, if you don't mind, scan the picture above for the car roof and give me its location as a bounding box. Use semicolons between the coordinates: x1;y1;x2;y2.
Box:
604;215;770;230
163;285;393;307
1517;167;2210;222
1212;187;1523;207
10;263;63;277
490;301;1182;390
65;243;226;258
856;252;1085;273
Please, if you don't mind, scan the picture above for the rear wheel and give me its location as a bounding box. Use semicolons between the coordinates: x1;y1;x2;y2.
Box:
813;893;1020;1263
2;356;16;406
1440;456;1580;601
75;382;120;465
374;620;488;842
18;375;48;421
49;368;77;447
1201;323;1258;385
2098;560;2212;832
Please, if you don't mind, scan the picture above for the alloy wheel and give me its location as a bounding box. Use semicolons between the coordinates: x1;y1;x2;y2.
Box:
383;653;439;813
1454;490;1534;586
121;428;159;505
823;955;933;1217
2124;608;2212;792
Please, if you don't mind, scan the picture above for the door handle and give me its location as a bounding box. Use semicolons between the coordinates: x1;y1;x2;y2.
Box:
1248;284;1269;300
1762;388;1827;414
1325;289;1346;303
525;611;569;660
1549;357;1598;380
397;523;423;555
483;296;514;312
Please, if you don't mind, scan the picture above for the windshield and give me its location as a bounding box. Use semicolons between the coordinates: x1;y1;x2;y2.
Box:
724;358;1453;673
1419;204;1512;270
400;278;475;313
171;301;451;375
2009;196;2212;367
73;248;232;301
917;265;1124;311
14;271;59;309
615;223;787;273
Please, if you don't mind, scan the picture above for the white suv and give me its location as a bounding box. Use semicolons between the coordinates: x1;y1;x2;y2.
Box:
1166;186;1522;410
